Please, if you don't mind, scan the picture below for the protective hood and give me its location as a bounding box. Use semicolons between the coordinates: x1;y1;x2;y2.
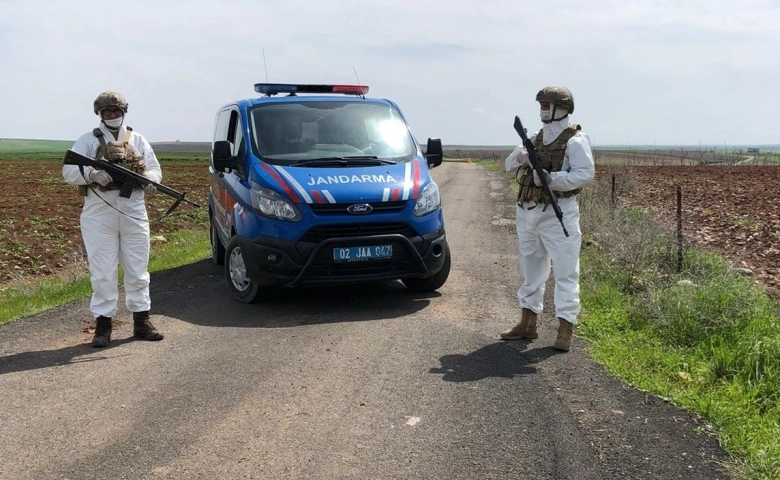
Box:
541;116;571;146
257;159;427;205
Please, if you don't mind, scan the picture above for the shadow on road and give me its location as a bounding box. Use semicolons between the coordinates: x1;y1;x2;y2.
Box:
429;342;566;382
149;260;437;328
0;337;135;375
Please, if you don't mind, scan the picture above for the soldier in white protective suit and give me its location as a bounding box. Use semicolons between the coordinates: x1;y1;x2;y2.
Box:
499;86;595;352
62;91;164;348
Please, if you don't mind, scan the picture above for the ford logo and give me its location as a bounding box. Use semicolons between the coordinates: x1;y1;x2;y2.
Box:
347;203;373;214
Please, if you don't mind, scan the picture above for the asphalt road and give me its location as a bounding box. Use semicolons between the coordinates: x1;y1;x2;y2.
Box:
0;162;731;479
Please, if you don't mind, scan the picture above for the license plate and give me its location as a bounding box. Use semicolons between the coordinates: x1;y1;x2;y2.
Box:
333;245;393;262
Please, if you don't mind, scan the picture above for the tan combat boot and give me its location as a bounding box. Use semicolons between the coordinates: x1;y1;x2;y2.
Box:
500;308;539;340
554;318;574;351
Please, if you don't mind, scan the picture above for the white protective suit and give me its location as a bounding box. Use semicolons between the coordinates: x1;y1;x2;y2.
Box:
62;123;162;318
505;116;595;324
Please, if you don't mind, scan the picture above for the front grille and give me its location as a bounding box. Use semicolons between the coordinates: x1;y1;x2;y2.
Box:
309;200;406;215
300;222;417;243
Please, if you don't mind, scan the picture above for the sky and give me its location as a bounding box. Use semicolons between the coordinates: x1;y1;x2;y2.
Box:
1;0;778;147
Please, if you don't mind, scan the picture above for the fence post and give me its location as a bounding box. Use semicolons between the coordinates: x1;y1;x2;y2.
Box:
676;186;683;273
611;174;616;208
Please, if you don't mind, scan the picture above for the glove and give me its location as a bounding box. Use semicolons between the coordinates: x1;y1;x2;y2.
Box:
504;145;528;172
89;169;113;187
144;183;157;196
532;169;551;187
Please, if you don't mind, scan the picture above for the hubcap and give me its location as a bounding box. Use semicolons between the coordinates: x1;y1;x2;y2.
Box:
228;247;250;291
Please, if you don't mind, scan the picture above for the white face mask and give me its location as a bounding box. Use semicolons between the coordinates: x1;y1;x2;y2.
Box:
103;116;124;129
540;104;568;123
540;106;552;122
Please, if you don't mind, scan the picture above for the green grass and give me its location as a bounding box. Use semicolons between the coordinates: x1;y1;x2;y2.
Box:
0;229;210;324
0;138;73;153
579;248;780;480
576;192;780;480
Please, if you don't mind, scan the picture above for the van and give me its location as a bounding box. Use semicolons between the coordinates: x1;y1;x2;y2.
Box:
209;83;450;302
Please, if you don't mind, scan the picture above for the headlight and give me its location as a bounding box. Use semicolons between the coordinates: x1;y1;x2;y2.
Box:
250;184;301;221
414;182;441;216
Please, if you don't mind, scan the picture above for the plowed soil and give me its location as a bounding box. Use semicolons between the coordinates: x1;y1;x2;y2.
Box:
1;159;209;285
1;158;778;293
599;164;780;291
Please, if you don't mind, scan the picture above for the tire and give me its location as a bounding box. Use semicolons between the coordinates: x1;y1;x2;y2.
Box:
403;243;451;293
225;236;263;303
210;219;226;266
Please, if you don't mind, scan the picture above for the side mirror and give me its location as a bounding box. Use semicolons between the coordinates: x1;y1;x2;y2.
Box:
424;137;443;168
212;140;244;178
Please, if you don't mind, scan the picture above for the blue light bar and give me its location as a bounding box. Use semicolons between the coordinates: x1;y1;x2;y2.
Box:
254;83;369;96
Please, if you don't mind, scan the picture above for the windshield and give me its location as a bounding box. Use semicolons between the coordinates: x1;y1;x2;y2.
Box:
248;101;416;165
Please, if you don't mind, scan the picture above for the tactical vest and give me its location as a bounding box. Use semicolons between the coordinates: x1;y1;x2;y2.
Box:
78;127;146;196
516;124;582;204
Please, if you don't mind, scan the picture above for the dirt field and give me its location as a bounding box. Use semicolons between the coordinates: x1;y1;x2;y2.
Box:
600;164;780;291
2;158;209;285
1;155;778;294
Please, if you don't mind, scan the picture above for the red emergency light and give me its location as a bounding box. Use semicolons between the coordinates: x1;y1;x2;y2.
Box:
331;85;370;95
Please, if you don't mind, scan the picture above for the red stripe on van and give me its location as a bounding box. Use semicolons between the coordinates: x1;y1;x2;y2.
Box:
412;160;421;198
260;163;301;203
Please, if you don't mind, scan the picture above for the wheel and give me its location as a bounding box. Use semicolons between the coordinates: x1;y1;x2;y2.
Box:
403;243;451;293
210;219;226;266
225;236;263;303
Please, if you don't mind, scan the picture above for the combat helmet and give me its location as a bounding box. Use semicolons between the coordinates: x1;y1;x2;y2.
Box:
93;91;129;115
535;86;574;114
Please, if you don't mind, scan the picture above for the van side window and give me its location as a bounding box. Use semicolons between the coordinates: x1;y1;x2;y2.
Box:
214;110;231;143
212;110;232;171
228;111;243;157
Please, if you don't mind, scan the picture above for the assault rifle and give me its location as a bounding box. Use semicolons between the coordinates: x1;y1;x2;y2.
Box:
512;116;569;237
63;149;201;215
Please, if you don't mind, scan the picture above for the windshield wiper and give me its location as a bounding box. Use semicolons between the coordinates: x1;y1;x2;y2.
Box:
294;156;397;167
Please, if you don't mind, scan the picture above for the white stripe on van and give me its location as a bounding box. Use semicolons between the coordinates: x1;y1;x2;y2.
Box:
274;166;313;203
402;162;412;200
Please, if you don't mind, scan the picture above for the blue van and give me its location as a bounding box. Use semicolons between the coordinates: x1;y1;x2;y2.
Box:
209;83;450;303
